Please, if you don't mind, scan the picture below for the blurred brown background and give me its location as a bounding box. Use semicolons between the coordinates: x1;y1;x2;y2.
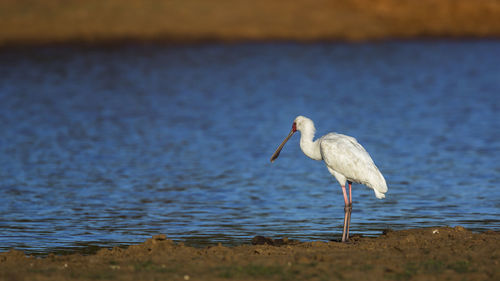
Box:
1;0;500;46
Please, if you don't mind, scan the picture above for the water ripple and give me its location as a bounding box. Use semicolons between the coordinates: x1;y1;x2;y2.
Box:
0;41;499;254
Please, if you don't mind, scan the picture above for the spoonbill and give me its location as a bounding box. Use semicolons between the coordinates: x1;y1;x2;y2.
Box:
270;116;387;242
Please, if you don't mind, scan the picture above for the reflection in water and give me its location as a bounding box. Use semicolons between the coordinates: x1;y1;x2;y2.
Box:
0;41;499;254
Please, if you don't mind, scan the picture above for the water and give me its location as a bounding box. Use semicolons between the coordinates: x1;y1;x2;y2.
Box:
0;41;499;254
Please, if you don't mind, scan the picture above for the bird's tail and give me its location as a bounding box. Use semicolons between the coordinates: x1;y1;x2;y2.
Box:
373;188;386;199
368;167;388;199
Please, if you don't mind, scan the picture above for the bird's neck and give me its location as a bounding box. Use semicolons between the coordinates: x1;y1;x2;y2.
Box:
299;127;322;161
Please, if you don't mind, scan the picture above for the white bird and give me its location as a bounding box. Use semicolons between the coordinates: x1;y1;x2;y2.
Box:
270;116;387;242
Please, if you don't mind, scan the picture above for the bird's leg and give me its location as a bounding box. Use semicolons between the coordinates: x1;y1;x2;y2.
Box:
348;181;352;205
346;181;353;240
341;185;350;242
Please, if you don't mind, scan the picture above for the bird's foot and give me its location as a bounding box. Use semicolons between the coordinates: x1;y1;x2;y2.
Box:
341;235;350;243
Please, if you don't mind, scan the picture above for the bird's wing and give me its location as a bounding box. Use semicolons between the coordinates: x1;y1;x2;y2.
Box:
320;133;385;191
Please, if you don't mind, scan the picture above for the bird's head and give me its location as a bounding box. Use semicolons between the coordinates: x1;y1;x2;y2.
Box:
293;116;314;133
270;115;313;163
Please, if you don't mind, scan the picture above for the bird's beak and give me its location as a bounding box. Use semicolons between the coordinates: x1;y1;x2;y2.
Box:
270;128;295;163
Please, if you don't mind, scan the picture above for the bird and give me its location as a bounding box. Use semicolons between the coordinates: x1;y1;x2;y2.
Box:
270;116;387;242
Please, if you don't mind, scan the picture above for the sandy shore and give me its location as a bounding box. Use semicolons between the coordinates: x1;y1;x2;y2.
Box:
1;0;500;47
1;226;498;280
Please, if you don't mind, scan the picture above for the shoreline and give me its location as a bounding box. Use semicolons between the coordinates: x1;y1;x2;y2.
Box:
1;226;499;280
1;37;499;53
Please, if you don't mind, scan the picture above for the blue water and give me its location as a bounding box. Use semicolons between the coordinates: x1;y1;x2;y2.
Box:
0;41;499;254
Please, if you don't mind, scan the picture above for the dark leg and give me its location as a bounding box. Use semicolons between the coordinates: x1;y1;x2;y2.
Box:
345;181;353;240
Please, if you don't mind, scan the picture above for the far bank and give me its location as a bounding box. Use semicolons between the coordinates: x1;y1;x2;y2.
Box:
1;0;500;47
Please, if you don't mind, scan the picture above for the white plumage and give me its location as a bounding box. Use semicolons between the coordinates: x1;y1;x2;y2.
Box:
270;115;387;242
320;133;387;199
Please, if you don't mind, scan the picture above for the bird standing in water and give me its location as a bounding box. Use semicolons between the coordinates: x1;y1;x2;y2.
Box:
270;116;387;242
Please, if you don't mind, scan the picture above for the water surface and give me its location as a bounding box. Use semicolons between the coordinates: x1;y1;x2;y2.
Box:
0;41;498;254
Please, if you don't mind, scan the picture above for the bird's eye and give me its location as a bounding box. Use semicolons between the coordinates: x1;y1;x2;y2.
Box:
292;122;297;132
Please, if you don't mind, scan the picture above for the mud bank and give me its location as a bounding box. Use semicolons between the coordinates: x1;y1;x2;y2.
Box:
1;0;500;46
1;226;498;280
